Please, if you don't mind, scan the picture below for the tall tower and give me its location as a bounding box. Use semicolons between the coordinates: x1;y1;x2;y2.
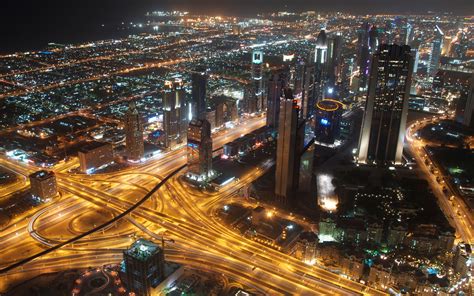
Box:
266;71;287;128
124;101;144;161
428;25;443;76
163;77;187;149
326;32;343;85
368;26;379;54
357;44;413;166
251;50;264;113
357;22;371;90
186;119;213;181
301;63;316;119
464;76;474;128
311;29;328;116
191;68;207;120
275;89;305;204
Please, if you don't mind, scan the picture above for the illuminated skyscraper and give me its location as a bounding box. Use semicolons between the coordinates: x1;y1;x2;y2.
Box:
428;25;443;76
275;89;305;204
340;55;355;98
326;33;343;84
266;71;287;128
301;63;316;118
186;118;213;181
124;101;144;161
163;77;187;148
311;29;328;115
123;239;165;296
251;50;264;113
191;68;207;120
357;22;371;90
368;26;379;53
357;44;413;165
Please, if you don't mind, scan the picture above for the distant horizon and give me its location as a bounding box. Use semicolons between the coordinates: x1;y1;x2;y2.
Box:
1;0;473;53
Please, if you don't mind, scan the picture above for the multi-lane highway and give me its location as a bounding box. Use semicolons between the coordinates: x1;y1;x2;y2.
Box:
0;114;387;295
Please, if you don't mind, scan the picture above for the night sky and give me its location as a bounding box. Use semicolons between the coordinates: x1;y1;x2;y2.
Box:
1;0;473;53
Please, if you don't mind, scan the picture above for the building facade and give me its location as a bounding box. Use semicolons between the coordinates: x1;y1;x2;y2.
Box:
123;239;165;296
314;99;343;145
186;119;213;182
124;101;144;161
266;71;287;128
357;44;413;165
275;88;305;204
29;170;57;201
191;68;207;121
78;141;114;173
163;77;187;149
251;50;264;113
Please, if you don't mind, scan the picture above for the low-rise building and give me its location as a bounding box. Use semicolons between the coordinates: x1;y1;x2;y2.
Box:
78;141;114;173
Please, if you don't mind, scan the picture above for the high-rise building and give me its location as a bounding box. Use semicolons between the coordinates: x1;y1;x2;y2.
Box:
326;33;343;84
368;26;379;54
266;71;287;128
339;55;355;99
123;239;165;296
357;44;413;165
275;89;305;204
186;119;214;182
163;77;187;148
464;76;474;128
29;170;57;201
442;36;453;56
314;99;343;145
293;57;306;96
357;22;371;90
251;50;264;113
191;68;207;121
428;25;443;76
311;29;329;115
301;64;316;118
124;101;144;162
400;22;413;45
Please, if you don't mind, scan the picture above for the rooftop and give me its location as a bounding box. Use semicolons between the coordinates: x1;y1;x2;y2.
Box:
124;239;162;261
29;170;55;180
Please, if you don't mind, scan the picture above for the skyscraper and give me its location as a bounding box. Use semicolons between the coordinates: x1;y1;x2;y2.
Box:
463;76;474;128
326;33;343;85
266;71;287;128
275;89;305;204
191;68;207;121
368;26;379;54
301;63;316;119
311;29;328;116
124;101;144;161
123;239;165;296
163;77;187;149
251;50;264;113
357;44;414;165
428;25;443;76
186;118;213;182
357;22;371;90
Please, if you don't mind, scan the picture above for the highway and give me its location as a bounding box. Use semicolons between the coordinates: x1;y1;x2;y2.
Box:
406;115;474;244
0;114;386;295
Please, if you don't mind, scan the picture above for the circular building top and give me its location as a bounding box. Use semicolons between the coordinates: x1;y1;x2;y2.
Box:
316;99;343;112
